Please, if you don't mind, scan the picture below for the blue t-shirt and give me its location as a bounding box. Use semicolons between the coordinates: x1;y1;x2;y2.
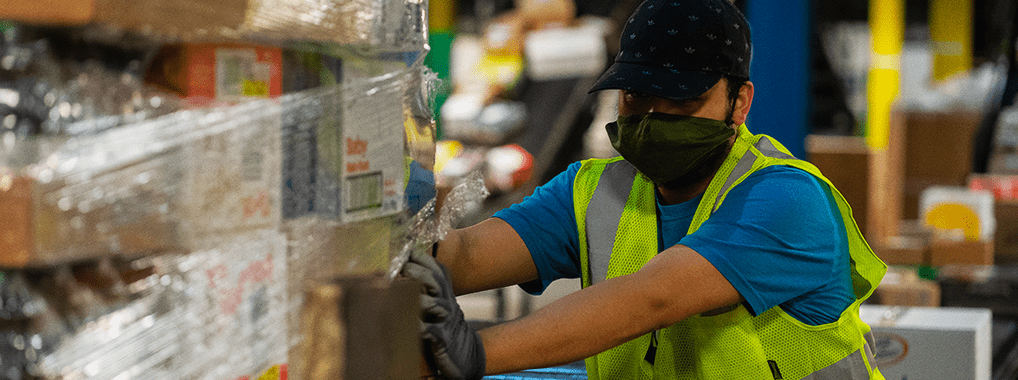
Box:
493;161;854;326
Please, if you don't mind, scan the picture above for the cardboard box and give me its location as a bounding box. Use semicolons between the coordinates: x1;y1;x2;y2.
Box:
872;267;940;307
174;230;290;380
995;201;1018;264
968;174;1018;264
145;44;283;102
928;239;994;266
919;186;995;243
806;135;872;238
178;104;284;240
0;149;184;267
0;0;247;30
516;0;576;30
897;110;982;220
873;279;940;307
0;0;427;50
859;305;992;380
0;175;38;266
0;97;286;267
874;236;926;266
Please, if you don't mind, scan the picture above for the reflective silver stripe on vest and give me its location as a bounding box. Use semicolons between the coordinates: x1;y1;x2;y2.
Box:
864;330;876;355
712;152;756;212
586;160;638;284
712;136;798;212
799;345;873;380
864;331;878;370
755;136;796;160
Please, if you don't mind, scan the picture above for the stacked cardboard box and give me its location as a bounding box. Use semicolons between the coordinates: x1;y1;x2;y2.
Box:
969;173;1018;264
895;109;983;221
873;219;996;268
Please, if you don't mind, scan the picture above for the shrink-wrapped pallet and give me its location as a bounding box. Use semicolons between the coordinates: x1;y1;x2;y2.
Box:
0;0;441;378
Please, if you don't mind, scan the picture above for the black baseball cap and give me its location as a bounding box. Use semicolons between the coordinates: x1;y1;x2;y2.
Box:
588;0;752;101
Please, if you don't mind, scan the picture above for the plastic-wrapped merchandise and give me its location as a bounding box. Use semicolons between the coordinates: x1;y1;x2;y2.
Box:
170;230;289;380
0;245;286;380
0;63;437;266
0;256;186;380
0;80;436;378
0;0;440;378
1;0;427;52
242;0;428;52
0;27;182;137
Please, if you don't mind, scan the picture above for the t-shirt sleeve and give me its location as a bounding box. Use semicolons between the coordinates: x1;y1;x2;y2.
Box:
679;166;846;316
493;161;583;295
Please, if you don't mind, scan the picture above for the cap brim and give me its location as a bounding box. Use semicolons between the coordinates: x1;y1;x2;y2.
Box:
588;61;723;101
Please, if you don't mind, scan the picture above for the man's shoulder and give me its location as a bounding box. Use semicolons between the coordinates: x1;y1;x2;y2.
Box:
577;156;626;169
750;164;814;179
735;165;827;199
572;157;628;181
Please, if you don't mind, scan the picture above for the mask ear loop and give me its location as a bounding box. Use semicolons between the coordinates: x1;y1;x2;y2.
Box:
724;78;744;127
724;96;738;127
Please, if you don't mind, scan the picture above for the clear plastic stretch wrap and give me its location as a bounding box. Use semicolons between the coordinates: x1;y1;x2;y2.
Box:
1;0;428;51
0;0;449;378
241;0;428;52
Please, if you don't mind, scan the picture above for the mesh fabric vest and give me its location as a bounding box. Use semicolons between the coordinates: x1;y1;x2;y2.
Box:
573;125;888;380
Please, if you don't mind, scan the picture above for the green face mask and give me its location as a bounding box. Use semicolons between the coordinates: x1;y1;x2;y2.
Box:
607;113;735;184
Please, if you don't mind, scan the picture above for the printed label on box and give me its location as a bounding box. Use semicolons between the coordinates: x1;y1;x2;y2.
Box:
183;231;289;379
217;49;273;101
183;106;282;237
255;364;287;380
341;76;405;223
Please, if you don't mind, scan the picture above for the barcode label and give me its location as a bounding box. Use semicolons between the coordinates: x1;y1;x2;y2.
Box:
345;172;382;212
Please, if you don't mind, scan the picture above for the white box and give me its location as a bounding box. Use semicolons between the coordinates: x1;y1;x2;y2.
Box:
524;24;606;81
859;305;992;380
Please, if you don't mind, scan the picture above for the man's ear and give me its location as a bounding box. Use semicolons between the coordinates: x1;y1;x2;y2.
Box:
731;81;754;126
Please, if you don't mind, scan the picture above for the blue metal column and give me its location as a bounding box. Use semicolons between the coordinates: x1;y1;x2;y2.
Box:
744;0;811;159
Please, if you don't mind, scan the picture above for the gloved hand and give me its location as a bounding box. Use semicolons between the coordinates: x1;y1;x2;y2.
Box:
401;249;486;380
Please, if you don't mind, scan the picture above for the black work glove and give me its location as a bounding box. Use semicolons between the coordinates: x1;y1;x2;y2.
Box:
401;249;486;380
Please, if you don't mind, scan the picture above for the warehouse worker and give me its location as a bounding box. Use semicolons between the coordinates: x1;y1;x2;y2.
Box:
402;0;888;379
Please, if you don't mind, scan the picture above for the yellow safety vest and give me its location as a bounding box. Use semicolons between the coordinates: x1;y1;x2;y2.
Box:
573;125;887;380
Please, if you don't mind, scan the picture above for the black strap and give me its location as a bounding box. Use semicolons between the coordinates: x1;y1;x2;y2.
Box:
644;330;659;365
768;360;783;379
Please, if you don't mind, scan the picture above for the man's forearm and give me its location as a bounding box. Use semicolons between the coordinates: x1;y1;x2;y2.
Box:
475;246;742;375
436;219;540;296
477;273;665;375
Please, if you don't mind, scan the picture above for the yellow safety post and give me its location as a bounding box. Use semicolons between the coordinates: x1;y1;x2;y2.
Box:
430;0;457;31
866;0;904;150
930;0;973;82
